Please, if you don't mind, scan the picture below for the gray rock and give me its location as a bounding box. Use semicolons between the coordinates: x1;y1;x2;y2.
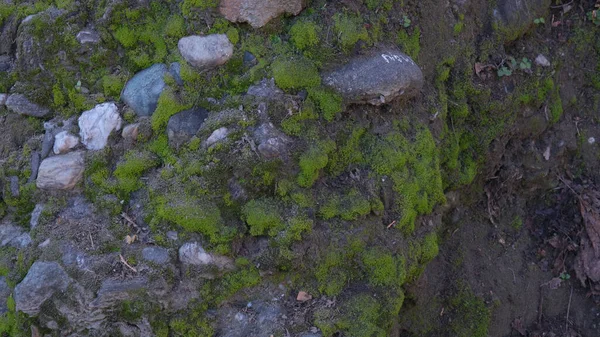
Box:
41;129;55;159
166;231;178;241
36;151;85;190
0;93;7;105
205;127;229;147
9;175;19;198
28;151;40;183
0;14;18;55
219;0;304;28
179;242;213;266
121;123;140;141
167;108;208;148
76;29;100;44
5;94;50;117
178;35;234;69
53;131;79;154
243;51;257;67
142;247;170;264
14;261;71;315
494;0;550;41
323;49;423;105
246;78;284;98
0;223;30;248
78;102;122;150
253;123;291;159
169;62;183;86
89;277;147;309
0;277;10;314
121;64;167;116
30;204;44;229
0;55;12;72
535;54;551;67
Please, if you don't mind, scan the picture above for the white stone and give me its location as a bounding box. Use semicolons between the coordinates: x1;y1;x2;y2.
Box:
588;137;596;145
535;54;551;67
76;29;100;44
36;151;85;190
78;102;122;150
178;35;234;69
121;123;140;141
53;131;79;154
205;127;229;147
179;242;213;265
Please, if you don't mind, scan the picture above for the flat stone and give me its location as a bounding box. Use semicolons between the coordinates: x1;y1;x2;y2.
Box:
28;151;40;183
121;64;167;116
205;127;229;147
30;204;44;229
178;35;234;69
89;277;147;309
76;29;100;44
167;108;208;148
5;94;50;117
0;277;10;314
220;0;304;28
53;131;79;154
323;49;423;105
0;224;31;248
142;247;170;264
36;151;85;190
78;102;122;150
9;175;19;197
169;62;183;86
14;261;71;316
494;0;550;41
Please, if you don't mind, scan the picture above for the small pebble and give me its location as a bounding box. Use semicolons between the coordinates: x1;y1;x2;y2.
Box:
535;54;551;67
588;137;596;145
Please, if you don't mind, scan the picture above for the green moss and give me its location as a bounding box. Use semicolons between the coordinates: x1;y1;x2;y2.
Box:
315;250;351;296
181;0;218;16
290;20;320;50
277;215;313;248
327;126;366;176
396;27;421;60
336;294;387;337
242;198;284;236
420;232;439;263
225;27;239;45
102;75;126;99
333;13;369;50
449;286;491;337
272;58;321;91
362;249;406;287
52;84;66;108
298;146;330;187
281;102;318;136
151;89;192;132
308;87;343;121
164;14;185;38
113;150;158;196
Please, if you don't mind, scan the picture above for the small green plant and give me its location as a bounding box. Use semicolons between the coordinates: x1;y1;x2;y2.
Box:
559;272;571;280
533;17;545;25
401;15;411;28
587;10;600;26
272;58;321;91
518;57;532;70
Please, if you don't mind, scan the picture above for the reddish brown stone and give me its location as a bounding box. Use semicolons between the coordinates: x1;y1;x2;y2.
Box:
219;0;305;28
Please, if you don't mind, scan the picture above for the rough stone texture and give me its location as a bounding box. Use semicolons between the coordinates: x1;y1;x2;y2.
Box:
41;128;55;159
0;277;10;314
9;175;19;197
0;55;12;72
14;261;71;316
179;242;213;265
494;0;550;41
0;14;18;55
167;108;208;148
219;0;305;28
178;35;234;69
246;78;284;98
28;151;40;183
89;278;147;309
0;223;31;248
53;131;79;154
535;54;551;67
323;49;424;105
169;62;183;86
142;247;170;264
217;301;284;336
36;151;85;190
121;64;167;116
0;93;7;105
205;127;229;147
30;204;44;229
76;29;100;44
5;94;51;117
253;123;291;159
121;123;140;141
78;102;122;150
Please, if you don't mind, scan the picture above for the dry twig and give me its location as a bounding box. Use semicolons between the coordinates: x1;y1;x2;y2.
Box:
119;254;137;273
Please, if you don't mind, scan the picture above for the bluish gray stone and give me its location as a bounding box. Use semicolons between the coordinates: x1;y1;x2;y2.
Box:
166;108;208;148
121;64;167;116
0;224;31;249
5;94;50;117
14;261;71;315
169;62;183;86
0;277;10;314
142;247;170;264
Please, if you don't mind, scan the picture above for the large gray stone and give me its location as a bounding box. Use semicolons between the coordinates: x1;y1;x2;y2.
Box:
78;102;122;150
5;94;50;117
36;151;85;190
220;0;304;28
167;108;208;148
121;64;167;116
178;35;234;69
323;49;423;105
142;247;170;265
0;223;31;248
14;261;71;315
494;0;550;41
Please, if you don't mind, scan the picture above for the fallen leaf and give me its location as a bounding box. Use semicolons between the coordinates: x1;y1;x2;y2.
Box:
547;235;562;249
297;291;312;302
511;317;526;336
125;235;137;244
580;197;600;257
547;277;562;290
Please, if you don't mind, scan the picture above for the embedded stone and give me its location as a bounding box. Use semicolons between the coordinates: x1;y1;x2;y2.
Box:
78;102;122;150
36;151;85;190
121;64;168;116
220;0;304;28
53;131;79;154
14;262;71;316
178;35;234;69
5;94;50;117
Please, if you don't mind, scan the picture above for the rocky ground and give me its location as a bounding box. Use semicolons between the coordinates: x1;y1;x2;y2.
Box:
0;0;599;336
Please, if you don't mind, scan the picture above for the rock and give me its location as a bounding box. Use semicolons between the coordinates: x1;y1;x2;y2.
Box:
0;55;12;72
53;131;79;154
121;64;167;116
494;0;550;41
0;93;7;105
220;0;305;28
323;49;423;105
14;262;71;316
9;175;19;198
28;151;40;183
41;128;55;159
30;204;44;229
5;94;50;117
90;277;147;309
142;247;170;264
0;14;18;55
0;223;31;248
179;242;213;266
243;51;257;67
246;78;284;98
78;102;122;150
0;277;10;314
76;29;100;44
205;127;229;147
178;35;234;69
166;231;178;241
253;123;291;159
167;108;208;148
36;151;85;190
121;123;140;141
535;54;551;67
169;62;183;86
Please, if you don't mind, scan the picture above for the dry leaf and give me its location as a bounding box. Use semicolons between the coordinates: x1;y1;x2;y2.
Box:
580;198;600;257
296;291;312;302
511;317;526;336
547;277;562;290
125;235;137;244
